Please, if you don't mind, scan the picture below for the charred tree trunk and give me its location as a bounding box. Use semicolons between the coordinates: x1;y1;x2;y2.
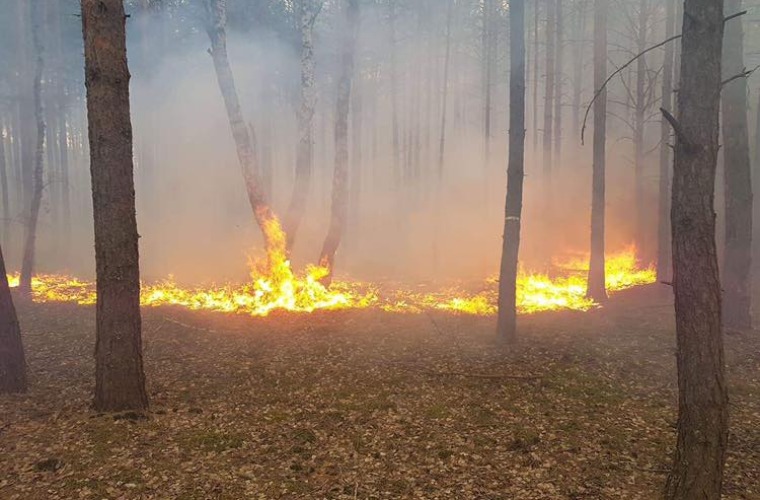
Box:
285;0;320;250
543;0;556;175
438;0;454;178
497;0;526;342
319;0;359;281
587;0;607;301
721;0;752;330
657;0;676;283
663;0;728;497
204;0;277;245
82;0;148;412
19;0;45;294
553;0;563;161
0;243;25;394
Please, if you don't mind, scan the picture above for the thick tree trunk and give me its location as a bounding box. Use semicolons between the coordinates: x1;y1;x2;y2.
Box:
319;0;359;281
0;243;25;394
721;0;752;330
204;0;277;245
543;0;556;175
657;0;676;283
553;0;563;160
438;0;454;178
19;0;45;294
587;0;607;301
82;0;149;412
284;0;319;250
664;0;728;497
496;0;526;343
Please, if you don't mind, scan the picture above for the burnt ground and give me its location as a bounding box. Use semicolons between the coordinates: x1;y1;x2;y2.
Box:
0;285;758;499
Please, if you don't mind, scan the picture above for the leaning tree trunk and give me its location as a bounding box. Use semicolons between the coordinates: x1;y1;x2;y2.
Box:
204;0;277;248
0;243;26;394
657;0;676;283
18;0;45;294
284;0;320;251
663;0;728;497
586;0;607;301
82;0;149;412
319;0;359;281
721;0;752;331
496;0;526;343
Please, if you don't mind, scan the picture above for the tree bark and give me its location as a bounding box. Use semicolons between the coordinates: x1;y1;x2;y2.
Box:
587;0;607;301
204;0;277;246
82;0;149;412
19;0;45;294
497;0;526;343
721;0;752;330
532;0;540;154
657;0;676;283
572;0;587;141
284;0;320;250
0;243;26;394
553;0;563;160
664;0;728;497
319;0;359;281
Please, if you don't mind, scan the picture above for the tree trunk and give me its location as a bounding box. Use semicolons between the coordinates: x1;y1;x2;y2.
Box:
82;0;149;412
543;0;556;175
496;0;526;343
553;0;563;161
204;0;277;246
634;0;649;255
587;0;607;301
19;0;45;294
438;0;454;178
389;2;401;185
572;0;587;141
483;0;493;168
0;243;25;394
0;117;9;241
284;0;320;250
657;0;675;283
533;0;540;154
664;0;728;497
721;0;752;330
319;0;359;281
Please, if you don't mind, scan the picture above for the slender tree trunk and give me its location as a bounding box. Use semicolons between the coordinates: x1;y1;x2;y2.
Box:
0;243;25;394
19;0;45;294
82;0;148;412
389;3;401;185
664;0;728;497
533;0;540;154
657;0;675;282
483;0;493;168
438;0;454;178
497;0;526;342
319;0;359;281
587;0;607;301
204;0;277;246
553;0;563;160
634;0;649;254
0;118;9;241
543;0;556;175
285;0;320;250
348;71;362;243
721;0;752;330
572;0;587;141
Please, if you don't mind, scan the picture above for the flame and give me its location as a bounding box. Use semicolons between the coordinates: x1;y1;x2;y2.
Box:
7;242;655;317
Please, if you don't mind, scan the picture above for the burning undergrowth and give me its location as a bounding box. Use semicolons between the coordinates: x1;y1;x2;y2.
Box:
8;231;655;317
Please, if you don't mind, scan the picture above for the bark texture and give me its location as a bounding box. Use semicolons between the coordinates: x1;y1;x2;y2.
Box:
82;0;149;412
721;0;752;330
664;0;728;497
319;0;359;281
0;243;26;394
587;0;607;301
19;0;45;294
496;0;526;343
543;0;556;175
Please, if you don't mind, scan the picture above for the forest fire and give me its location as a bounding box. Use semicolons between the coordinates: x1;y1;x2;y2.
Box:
8;246;655;317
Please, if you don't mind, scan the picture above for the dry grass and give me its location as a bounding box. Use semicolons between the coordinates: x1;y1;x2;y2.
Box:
0;286;758;499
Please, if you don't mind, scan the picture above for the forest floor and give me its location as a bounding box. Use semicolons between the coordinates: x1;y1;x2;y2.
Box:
0;285;758;499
